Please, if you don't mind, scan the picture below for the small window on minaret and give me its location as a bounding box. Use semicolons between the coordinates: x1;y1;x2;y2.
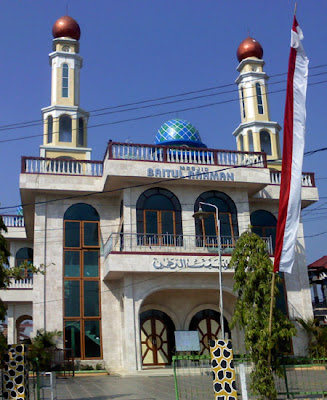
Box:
256;83;264;114
260;130;272;155
62;64;69;98
78;118;84;146
59;115;72;142
248;130;254;152
239;135;244;151
47;116;53;143
241;87;246;118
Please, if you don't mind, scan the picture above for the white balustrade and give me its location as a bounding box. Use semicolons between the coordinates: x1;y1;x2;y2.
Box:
8;278;33;289
23;158;103;176
2;215;24;227
270;171;314;187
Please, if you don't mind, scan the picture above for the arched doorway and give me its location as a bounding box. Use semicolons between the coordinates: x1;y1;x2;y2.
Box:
16;315;33;344
189;309;230;355
140;310;175;366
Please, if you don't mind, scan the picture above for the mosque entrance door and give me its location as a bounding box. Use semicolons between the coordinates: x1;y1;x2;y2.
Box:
189;309;230;355
140;310;175;366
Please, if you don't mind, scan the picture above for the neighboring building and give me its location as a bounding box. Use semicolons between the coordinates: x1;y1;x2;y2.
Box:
308;256;327;325
0;16;319;373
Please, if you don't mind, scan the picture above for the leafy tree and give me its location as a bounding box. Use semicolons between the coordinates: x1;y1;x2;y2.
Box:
297;318;327;358
230;231;296;400
0;216;44;357
28;329;62;371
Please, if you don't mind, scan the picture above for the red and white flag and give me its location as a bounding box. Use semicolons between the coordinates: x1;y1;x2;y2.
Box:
274;16;309;274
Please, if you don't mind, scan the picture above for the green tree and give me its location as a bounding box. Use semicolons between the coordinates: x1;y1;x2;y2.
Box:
297;318;327;358
0;216;44;357
28;329;62;371
230;231;296;400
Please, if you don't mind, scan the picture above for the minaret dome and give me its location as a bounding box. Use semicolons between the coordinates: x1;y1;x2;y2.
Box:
52;15;81;40
237;37;263;62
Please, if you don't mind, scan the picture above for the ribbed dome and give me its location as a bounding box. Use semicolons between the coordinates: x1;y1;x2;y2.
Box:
155;119;206;148
237;37;263;62
52;15;81;40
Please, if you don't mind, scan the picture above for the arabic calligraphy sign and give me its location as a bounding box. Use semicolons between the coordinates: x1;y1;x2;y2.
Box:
153;257;230;270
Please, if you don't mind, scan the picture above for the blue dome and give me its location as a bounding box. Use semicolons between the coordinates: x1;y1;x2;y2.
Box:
155;119;206;148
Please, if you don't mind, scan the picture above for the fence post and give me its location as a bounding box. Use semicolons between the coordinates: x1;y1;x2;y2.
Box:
282;361;290;399
172;357;179;400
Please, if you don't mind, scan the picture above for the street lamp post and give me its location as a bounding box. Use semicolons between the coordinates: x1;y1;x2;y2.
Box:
193;202;225;339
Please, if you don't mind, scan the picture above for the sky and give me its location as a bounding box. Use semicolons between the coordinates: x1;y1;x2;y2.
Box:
0;0;326;264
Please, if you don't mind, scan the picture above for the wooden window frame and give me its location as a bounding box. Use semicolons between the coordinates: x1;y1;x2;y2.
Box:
63;221;102;360
143;209;176;246
200;211;235;246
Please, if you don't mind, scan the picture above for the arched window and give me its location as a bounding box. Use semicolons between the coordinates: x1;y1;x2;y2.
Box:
63;203;101;359
62;63;69;98
59;115;72;142
248;130;254;152
136;188;182;246
260;130;272;155
189;310;230;355
78;118;84;146
47;116;53;144
241;87;246;118
194;191;238;248
15;247;33;279
239;135;244;151
250;210;277;252
256;83;264;114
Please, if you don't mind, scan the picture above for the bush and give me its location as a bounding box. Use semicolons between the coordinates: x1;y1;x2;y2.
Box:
80;364;94;371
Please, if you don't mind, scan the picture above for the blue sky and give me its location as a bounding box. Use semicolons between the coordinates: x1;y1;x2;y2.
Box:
0;0;326;263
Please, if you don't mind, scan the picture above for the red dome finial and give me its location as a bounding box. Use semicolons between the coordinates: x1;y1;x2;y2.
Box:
52;16;81;40
237;37;263;62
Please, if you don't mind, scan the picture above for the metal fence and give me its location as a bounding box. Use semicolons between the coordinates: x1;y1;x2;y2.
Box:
173;355;327;399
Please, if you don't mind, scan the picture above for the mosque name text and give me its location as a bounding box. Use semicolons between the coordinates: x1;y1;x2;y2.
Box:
147;166;234;181
153;257;230;270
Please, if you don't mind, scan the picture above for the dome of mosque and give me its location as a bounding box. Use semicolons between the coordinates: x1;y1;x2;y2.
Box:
237;37;263;62
52;16;81;40
155;119;206;148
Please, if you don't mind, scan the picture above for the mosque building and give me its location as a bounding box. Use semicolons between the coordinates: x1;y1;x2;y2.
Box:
0;16;318;373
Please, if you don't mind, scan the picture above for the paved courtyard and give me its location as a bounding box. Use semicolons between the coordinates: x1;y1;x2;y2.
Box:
44;375;176;400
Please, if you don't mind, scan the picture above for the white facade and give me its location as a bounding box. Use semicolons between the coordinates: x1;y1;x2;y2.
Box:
0;21;319;374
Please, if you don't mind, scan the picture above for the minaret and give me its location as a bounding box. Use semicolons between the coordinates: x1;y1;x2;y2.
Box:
233;37;281;168
40;16;91;160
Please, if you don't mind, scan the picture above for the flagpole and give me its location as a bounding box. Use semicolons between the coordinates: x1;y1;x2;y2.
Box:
267;271;276;369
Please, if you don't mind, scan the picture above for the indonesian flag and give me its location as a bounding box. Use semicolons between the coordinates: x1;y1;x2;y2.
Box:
273;16;309;274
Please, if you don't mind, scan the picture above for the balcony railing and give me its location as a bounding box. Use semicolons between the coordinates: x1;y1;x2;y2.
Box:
104;232;273;258
270;171;316;187
21;157;103;176
312;300;327;310
8;278;33;289
1;215;25;227
106;141;267;168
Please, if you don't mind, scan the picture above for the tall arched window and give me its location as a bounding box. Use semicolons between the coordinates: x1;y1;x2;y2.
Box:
136;188;182;246
59;115;72;142
62;63;69;98
47;116;53;144
255;83;264;114
239;135;244;151
260;130;272;155
194;191;238;248
16;247;33;279
63;203;101;359
78;118;84;146
248;130;254;151
241;87;246;118
250;210;277;253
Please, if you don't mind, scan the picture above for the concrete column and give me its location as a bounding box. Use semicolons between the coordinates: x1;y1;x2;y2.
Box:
7;304;16;344
234;192;250;235
122;275;138;371
32;196;47;335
